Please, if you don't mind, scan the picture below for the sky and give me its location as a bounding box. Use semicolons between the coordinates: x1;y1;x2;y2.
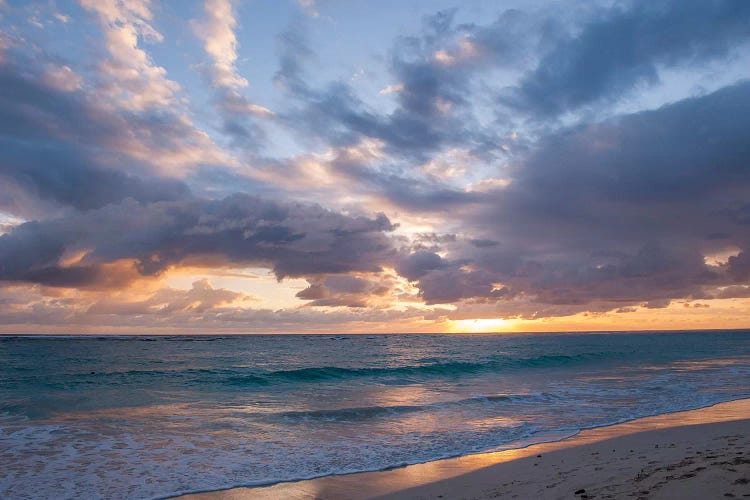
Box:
1;0;750;334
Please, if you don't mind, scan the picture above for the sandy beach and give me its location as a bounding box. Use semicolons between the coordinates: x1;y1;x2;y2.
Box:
177;398;750;500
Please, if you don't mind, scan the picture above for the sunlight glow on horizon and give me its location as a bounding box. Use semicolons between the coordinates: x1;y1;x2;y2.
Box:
450;318;515;333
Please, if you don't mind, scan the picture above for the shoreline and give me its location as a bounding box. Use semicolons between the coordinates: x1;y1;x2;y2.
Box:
175;398;750;499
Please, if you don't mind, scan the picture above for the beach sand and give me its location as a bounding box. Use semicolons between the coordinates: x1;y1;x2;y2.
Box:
176;399;750;499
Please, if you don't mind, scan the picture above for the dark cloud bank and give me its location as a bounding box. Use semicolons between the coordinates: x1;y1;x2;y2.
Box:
408;80;750;309
0;195;397;288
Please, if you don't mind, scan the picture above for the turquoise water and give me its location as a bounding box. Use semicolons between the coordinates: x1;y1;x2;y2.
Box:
2;331;750;499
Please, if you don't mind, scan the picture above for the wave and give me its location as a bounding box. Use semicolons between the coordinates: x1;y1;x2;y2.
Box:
276;403;426;422
272;393;551;423
260;352;617;382
194;353;617;387
5;352;622;389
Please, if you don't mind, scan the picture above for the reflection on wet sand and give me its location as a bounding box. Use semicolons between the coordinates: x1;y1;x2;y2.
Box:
176;398;750;500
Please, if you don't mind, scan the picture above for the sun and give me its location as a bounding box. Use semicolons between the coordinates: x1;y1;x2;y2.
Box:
450;318;513;333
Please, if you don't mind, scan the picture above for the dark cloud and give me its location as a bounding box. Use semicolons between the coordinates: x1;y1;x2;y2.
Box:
402;81;750;310
714;285;750;299
410;232;457;252
410;264;506;305
499;80;750;246
274;20;315;98
507;0;750;116
0;138;190;212
216;90;269;151
0;195;398;288
326;151;482;212
0;55;221;217
0;58;195;166
728;251;750;281
469;239;499;248
396;251;445;281
296;274;392;308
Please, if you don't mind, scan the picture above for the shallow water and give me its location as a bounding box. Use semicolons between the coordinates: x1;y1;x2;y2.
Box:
2;331;750;499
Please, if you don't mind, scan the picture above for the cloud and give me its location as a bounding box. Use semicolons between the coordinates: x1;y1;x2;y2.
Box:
274;20;314;97
0;48;232;216
0;194;398;288
0;138;190;213
396;251;445;281
79;0;180;111
258;16;508;215
408;264;506;305
194;0;247;90
398;80;750;312
72;1;234;175
193;0;273;150
239;137;482;217
272;15;493;161
728;250;750;281
469;239;499;248
0;60;196;216
271;1;750;171
506;0;750;116
42;64;83;92
0;280;447;333
498;80;750;243
262;8;551;216
296;274;394;308
87;279;251;315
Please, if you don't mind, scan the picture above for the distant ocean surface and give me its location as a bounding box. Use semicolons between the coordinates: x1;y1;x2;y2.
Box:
2;331;750;499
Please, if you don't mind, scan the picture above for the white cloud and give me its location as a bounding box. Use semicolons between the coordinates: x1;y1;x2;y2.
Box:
79;0;180;111
43;64;83;92
194;0;248;89
194;0;275;121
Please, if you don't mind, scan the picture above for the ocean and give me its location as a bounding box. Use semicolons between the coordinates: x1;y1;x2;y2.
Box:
2;331;750;499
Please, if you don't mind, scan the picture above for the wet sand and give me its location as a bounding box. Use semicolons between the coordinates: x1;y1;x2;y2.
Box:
176;398;750;499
